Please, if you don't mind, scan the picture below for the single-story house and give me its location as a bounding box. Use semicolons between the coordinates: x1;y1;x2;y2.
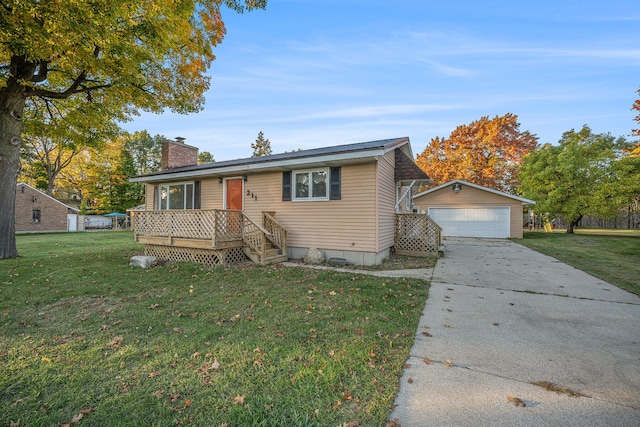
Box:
130;137;434;266
15;183;79;233
412;179;535;239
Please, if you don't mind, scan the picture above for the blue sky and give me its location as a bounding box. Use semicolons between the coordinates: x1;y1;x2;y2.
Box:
122;0;640;161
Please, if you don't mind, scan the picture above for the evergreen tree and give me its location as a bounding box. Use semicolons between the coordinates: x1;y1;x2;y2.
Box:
252;131;272;157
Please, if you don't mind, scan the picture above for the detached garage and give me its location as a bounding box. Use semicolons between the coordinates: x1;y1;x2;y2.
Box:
412;180;535;239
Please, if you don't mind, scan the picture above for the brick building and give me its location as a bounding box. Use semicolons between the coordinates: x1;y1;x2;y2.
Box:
15;183;79;233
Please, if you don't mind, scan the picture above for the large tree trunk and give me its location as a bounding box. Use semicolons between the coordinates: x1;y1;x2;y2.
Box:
0;76;28;259
567;214;583;234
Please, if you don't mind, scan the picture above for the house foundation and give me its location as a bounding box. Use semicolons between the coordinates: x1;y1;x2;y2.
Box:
288;246;391;266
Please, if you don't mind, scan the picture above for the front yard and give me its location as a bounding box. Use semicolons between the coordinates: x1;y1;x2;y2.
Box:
0;232;429;427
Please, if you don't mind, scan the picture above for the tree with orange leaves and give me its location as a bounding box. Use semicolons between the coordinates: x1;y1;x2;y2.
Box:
632;87;640;136
416;113;538;193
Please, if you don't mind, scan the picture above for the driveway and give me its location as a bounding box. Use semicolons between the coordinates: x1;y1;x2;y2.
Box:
391;237;640;426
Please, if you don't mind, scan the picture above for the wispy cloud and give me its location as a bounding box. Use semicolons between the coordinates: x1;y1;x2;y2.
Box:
123;2;639;160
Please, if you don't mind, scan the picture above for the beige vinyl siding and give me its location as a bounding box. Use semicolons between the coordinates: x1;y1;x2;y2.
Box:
241;163;379;252
376;149;397;251
200;177;222;209
143;162;383;251
145;184;155;209
413;185;525;238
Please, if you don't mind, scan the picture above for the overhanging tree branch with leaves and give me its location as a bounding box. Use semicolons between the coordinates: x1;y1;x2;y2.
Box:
0;0;266;258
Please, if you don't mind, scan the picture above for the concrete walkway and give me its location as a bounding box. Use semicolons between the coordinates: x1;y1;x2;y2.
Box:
390;238;640;426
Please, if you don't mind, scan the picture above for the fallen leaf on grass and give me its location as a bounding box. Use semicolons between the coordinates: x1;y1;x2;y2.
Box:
61;407;93;426
148;303;160;309
507;396;526;407
386;418;402;427
11;397;28;407
170;393;181;403
108;336;123;348
153;390;164;398
234;395;246;405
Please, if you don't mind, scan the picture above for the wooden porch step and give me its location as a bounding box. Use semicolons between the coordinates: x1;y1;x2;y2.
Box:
265;254;288;264
242;246;288;265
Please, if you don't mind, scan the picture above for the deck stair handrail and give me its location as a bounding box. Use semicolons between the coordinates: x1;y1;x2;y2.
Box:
240;212;271;264
262;211;287;255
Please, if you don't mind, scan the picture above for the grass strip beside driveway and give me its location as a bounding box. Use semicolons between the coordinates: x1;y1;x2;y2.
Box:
513;231;640;295
1;232;429;427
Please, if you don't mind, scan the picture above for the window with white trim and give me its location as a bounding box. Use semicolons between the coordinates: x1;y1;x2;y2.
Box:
293;169;328;201
158;182;195;210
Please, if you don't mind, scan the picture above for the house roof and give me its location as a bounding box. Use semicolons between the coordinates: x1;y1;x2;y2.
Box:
395;149;430;185
16;183;80;211
413;179;536;205
131;137;413;183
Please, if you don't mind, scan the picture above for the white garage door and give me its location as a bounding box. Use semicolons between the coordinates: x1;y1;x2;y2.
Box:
428;207;510;238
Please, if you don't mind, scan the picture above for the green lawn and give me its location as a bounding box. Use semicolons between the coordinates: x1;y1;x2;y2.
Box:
513;231;640;295
1;232;429;427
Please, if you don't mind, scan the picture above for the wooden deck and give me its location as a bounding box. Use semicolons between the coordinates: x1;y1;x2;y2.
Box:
133;209;287;266
134;209;440;266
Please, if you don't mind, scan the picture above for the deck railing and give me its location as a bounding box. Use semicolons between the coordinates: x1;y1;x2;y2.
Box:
262;211;287;255
134;209;217;242
395;213;442;256
133;209;288;264
241;212;269;264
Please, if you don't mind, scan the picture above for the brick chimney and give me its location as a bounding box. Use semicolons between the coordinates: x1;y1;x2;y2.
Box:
161;137;199;170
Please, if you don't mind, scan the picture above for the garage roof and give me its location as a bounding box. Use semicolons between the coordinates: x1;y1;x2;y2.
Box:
414;179;536;205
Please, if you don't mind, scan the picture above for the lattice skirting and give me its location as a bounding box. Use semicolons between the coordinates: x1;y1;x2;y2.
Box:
395;237;439;256
144;245;248;266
